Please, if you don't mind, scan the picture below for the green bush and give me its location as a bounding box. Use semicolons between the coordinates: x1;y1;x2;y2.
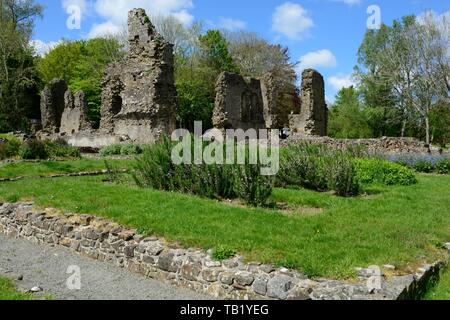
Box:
436;159;450;175
278;144;360;196
120;144;142;156
327;152;360;196
44;140;81;158
99;144;123;156
100;144;142;156
413;160;435;173
0;139;21;160
133;136;273;206
19;140;49;160
354;158;417;186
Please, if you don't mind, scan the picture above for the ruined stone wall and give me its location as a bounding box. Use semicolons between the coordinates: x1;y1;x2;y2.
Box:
284;136;440;155
213;72;266;131
60;91;92;135
289;69;327;136
1;202;445;300
100;9;177;143
40;79;68;133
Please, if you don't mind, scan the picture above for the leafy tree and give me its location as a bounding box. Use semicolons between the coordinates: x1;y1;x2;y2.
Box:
0;0;42;132
37;38;124;126
356;13;449;144
199;30;238;73
429;100;450;147
328;87;372;139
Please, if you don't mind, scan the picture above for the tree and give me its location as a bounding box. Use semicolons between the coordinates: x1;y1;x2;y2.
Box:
356;13;450;145
328;87;372;139
199;30;238;73
225;31;298;128
37;39;124;126
0;0;42;132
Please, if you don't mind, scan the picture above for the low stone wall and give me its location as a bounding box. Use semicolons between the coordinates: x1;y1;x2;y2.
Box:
0;202;447;300
285;136;443;155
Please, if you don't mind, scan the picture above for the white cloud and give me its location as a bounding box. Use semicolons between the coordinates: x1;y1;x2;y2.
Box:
272;2;313;40
88;21;123;38
94;0;193;24
333;0;362;6
89;0;195;37
218;18;247;31
172;9;195;26
328;74;356;91
298;49;337;72
30;40;60;57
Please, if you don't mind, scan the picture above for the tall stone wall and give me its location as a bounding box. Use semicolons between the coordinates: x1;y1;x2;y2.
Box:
60;91;92;135
40;79;68;133
213;72;266;131
289;69;327;136
99;9;177;143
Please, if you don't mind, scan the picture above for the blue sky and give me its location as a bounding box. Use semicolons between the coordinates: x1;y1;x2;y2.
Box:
32;0;449;101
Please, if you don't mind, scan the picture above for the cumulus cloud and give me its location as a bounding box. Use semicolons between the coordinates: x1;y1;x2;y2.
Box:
272;2;313;40
297;49;337;72
30;40;60;56
88;0;195;38
218;18;247;31
88;21;124;38
328;74;356;91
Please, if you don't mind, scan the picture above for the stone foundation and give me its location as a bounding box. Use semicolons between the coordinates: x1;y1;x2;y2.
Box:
1;202;447;300
284;136;442;155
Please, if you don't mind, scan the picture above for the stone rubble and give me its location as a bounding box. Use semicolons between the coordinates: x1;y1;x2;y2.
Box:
1;202;446;300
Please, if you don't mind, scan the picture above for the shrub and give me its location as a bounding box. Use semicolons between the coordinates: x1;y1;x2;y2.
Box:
354;158;417;186
99;144;123;156
328;152;360;196
133;136;273;206
0;139;21;160
278;143;360;196
436;159;450;175
44;141;81;158
413;160;434;173
100;144;143;156
120;144;142;156
233;163;274;207
19;140;49;160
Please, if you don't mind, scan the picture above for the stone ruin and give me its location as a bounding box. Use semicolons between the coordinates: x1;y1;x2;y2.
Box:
99;8;177;143
39;79;92;136
213;72;266;131
213;69;327;136
60;91;93;135
38;8;177;147
40;79;68;134
289;69;328;137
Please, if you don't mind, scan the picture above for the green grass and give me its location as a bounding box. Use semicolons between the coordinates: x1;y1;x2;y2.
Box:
0;277;33;300
424;266;450;300
0;174;448;279
0;159;133;179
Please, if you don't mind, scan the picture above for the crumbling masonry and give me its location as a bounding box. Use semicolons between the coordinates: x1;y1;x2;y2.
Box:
99;9;177;143
289;69;328;137
39;9;177;146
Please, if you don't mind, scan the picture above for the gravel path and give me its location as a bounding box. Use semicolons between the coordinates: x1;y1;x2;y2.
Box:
0;234;211;300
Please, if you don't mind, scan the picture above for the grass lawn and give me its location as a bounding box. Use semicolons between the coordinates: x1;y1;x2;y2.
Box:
0;159;133;179
0;173;449;279
424;267;450;300
0;277;33;300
